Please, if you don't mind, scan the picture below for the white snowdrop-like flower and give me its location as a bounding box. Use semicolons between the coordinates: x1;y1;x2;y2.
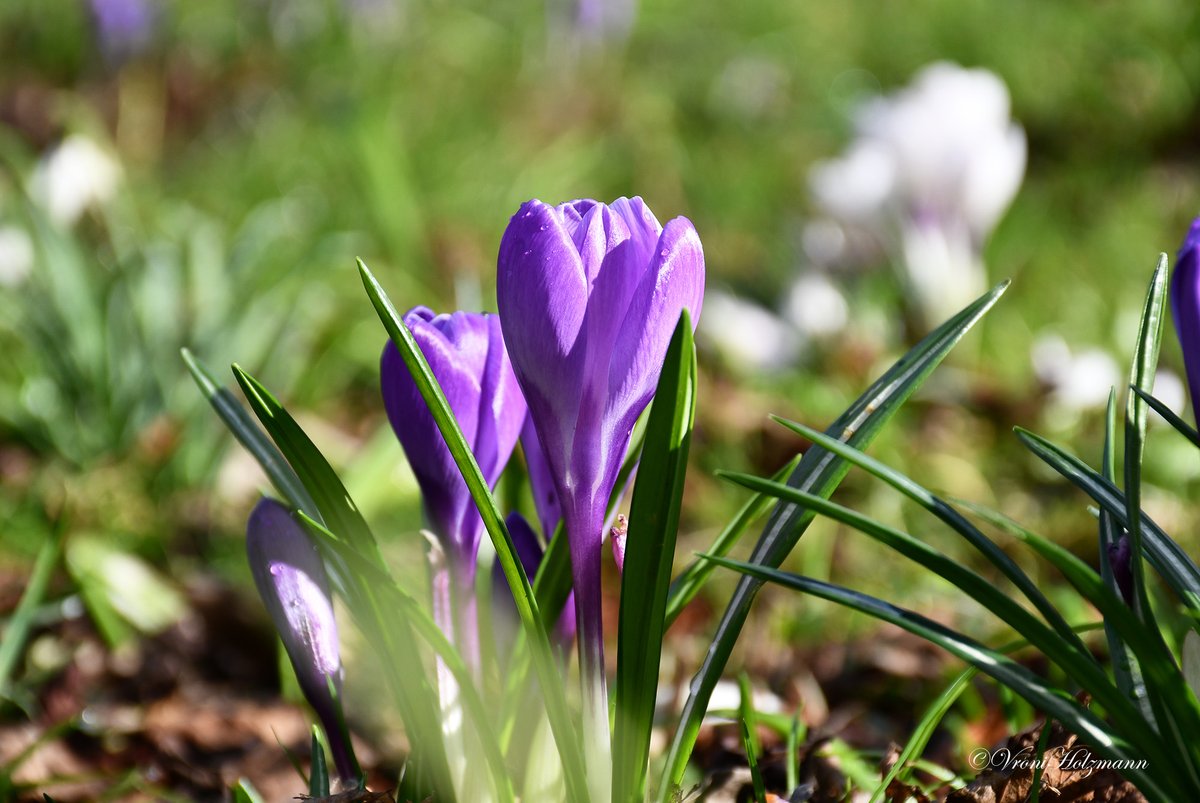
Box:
699;289;801;373
809;62;1026;325
1032;333;1120;413
30;135;122;226
784;272;849;339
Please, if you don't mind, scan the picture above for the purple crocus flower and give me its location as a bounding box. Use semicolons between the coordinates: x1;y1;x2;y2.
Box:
89;0;154;59
380;307;526;665
246;497;357;785
496;196;704;789
522;417;562;540
1171;217;1200;424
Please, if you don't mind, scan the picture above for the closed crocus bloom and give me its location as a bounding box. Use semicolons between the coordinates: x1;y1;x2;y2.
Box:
381;307;525;676
497;196;704;793
381;307;526;577
247;498;357;785
1171;218;1200;424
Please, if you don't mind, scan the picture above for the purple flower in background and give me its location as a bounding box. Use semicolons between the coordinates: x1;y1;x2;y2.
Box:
381;307;525;671
89;0;154;59
496;196;704;788
246;498;357;785
1171;218;1200;424
491;513;576;656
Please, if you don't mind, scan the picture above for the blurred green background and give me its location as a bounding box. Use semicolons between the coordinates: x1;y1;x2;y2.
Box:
2;0;1200;662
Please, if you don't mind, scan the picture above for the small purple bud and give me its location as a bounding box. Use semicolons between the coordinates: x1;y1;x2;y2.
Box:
610;514;628;574
1170;217;1200;424
246;498;357;785
1107;534;1134;606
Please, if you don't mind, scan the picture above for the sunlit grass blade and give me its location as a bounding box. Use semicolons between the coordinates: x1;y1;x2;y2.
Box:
701;555;1178;803
659;281;1010;798
1099;391;1148;714
182;348;318;519
870;666;975;803
298;511;517;803
713;471;1159;754
232;365;381;564
785;715;800;795
357;258;586;803
1123;256;1167;626
232;779;265;803
613;312;697;803
769;417;1085;655
1014;427;1200;621
1131;386;1200;447
740;719;767;803
665;454;801;628
961;504;1200;789
0;525;63;699
309;728;330;797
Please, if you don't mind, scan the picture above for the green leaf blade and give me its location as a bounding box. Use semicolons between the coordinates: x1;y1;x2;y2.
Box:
659;282;1008;797
613;312;697;803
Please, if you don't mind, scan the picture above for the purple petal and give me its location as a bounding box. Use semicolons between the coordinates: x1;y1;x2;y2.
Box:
497;201;590;472
607;216;705;428
1171;217;1200;424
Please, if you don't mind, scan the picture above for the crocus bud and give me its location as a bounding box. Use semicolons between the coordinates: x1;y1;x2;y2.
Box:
381;307;527;579
497;196;704;794
246;498;357;785
1171;218;1200;424
496;197;704;579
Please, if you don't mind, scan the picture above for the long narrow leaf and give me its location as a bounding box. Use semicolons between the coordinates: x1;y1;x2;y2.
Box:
664;455;801;628
966;505;1200;790
1123;256;1167;625
770;417;1086;655
357;259;587;803
715;471;1157;755
233;366;381;563
299;512;517;803
702;555;1178;803
182;348;318;519
1131;386;1200;447
659;281;1010;796
613;313;697;803
0;527;63;697
1099;391;1148;714
1015;427;1200;620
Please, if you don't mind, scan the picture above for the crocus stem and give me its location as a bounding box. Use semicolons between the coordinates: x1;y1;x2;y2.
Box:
570;532;611;803
430;553;468;800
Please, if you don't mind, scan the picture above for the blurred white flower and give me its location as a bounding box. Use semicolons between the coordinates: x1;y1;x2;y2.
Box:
809;62;1026;326
30;135;122;226
699;290;800;373
0;225;34;286
1151;369;1187;419
1032;333;1120;413
784;272;849;339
